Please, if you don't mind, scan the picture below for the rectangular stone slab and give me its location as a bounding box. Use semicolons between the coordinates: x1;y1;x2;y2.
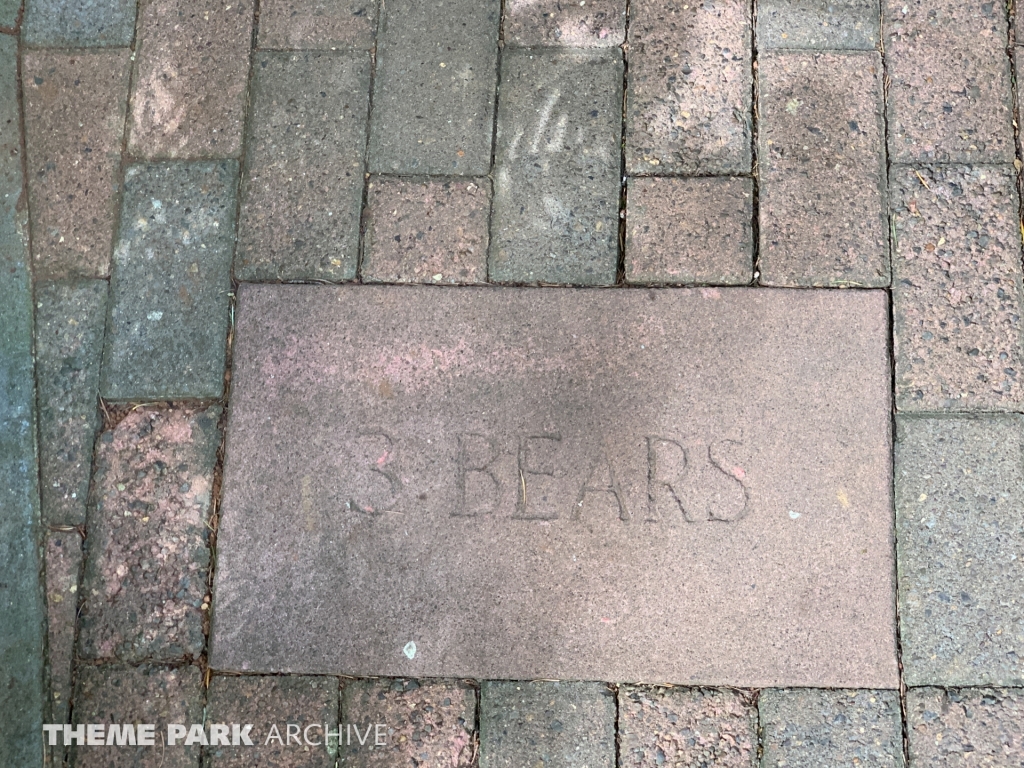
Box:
211;285;898;688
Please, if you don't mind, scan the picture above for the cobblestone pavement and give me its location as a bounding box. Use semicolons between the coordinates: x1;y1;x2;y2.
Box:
2;0;1024;766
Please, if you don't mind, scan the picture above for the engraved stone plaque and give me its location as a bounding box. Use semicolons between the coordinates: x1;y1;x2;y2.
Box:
211;285;898;688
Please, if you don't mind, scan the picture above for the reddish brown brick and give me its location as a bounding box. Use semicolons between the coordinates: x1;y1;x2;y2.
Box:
128;0;253;159
908;688;1024;766
258;0;376;50
886;0;1013;163
626;0;751;175
504;0;625;47
24;49;131;279
362;178;489;284
758;51;888;287
625;177;752;285
45;531;82;725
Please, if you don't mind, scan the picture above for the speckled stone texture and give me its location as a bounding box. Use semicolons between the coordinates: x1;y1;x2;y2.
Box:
101;161;236;401
129;0;253;159
480;682;614;768
885;0;1013;163
367;0;499;175
756;0;879;49
35;280;107;526
618;687;757;767
22;0;136;45
907;687;1024;766
625;177;753;285
626;0;751;175
490;49;622;285
236;51;369;282
258;0;376;49
504;0;625;46
895;416;1024;687
205;675;339;767
362;177;489;284
45;531;82;725
341;679;476;767
72;664;204;768
758;51;887;287
759;689;905;767
891;164;1024;412
79;406;221;662
24;49;131;279
0;0;16;27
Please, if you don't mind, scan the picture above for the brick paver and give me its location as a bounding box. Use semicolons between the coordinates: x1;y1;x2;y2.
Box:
24;49;131;279
258;0;376;50
757;51;888;287
895;416;1024;687
490;49;622;285
22;0;136;46
625;177;753;285
367;0;499;176
756;0;878;50
504;0;625;47
907;687;1024;766
626;0;751;175
44;531;82;725
236;51;370;282
79;406;221;662
891;164;1024;412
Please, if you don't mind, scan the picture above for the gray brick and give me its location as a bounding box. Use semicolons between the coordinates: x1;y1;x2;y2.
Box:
0;0;16;28
504;0;625;47
896;416;1024;687
907;687;1024;766
756;0;879;50
258;0;377;50
490;49;622;285
22;0;135;46
101;161;236;401
44;531;82;727
367;0;499;175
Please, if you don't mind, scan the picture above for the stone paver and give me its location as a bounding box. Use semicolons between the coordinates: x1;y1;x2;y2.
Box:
885;0;1013;163
24;49;131;279
490;49;622;285
341;679;476;767
618;686;757;767
35;280;107;527
480;682;614;768
625;177;753;285
235;51;370;282
212;286;896;687
79;406;221;662
907;687;1024;766
759;689;905;767
72;663;204;768
129;0;253;159
504;0;625;47
45;530;82;725
367;0;499;175
362;177;489;285
757;0;879;49
101;161;236;401
205;675;339;766
891;164;1023;412
258;0;376;50
0;0;15;28
757;51;887;287
626;0;751;175
895;416;1024;687
22;0;135;46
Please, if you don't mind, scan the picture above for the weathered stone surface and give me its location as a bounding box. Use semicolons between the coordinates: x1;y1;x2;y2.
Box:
504;0;625;46
79;406;221;662
367;0;499;175
258;0;376;49
490;49;622;285
895;416;1024;687
45;531;82;725
757;0;879;49
885;0;1013;163
22;0;135;46
35;280;107;527
342;679;475;766
625;177;753;285
129;0;253;159
626;0;751;175
24;49;131;279
362;177;489;284
236;51;370;282
891;165;1024;412
206;675;339;766
211;286;897;687
101;161;236;401
907;687;1024;766
758;51;887;287
618;687;756;767
0;0;16;28
759;689;905;767
0;34;22;222
72;664;203;768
